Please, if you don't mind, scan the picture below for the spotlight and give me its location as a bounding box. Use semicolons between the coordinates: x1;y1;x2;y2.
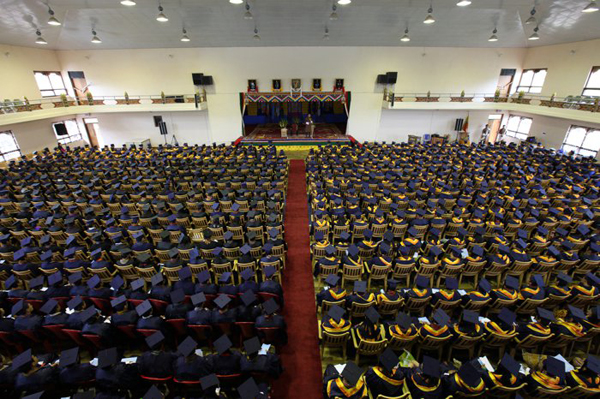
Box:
400;29;410;42
338;0;351;4
424;7;435;24
253;28;260;41
457;0;472;6
488;28;498;42
230;0;244;4
528;26;540;40
47;6;61;26
181;29;190;42
120;0;136;5
330;4;339;20
157;5;168;22
91;30;102;43
583;0;599;12
525;7;536;24
35;30;47;45
244;2;253;19
323;27;330;40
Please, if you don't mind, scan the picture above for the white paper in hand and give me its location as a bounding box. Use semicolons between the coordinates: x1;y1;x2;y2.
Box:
554;354;574;372
259;344;271;355
334;364;346;374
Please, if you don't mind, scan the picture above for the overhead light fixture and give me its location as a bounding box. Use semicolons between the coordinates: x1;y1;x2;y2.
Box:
488;28;498;42
156;5;168;22
35;30;47;45
181;29;190;42
91;30;102;43
244;2;253;19
529;26;540;40
400;28;410;42
47;6;61;26
253;28;260;41
120;0;136;5
457;0;471;6
424;6;435;24
337;0;351;4
525;6;536;24
230;0;244;4
323;27;330;40
330;4;339;20
583;0;599;12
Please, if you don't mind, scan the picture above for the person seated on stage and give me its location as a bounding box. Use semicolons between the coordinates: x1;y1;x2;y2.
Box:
40;298;68;328
419;309;452;340
110;295;139;327
317;274;346;307
25;275;46;301
518;274;546;301
552;305;586;338
365;348;405;398
342;244;363;269
241;337;283;379
566;356;600;392
238;268;259;294
346;280;375;309
525;357;567;393
461;278;491;306
490;275;520;302
517;307;554;340
401;356;444;399
386;311;419;341
82;306;116;344
259;266;284;301
217;272;238;296
236;290;262;322
417;245;441;268
510;236;531;263
321;305;351;336
377;278;401;304
484;308;517;337
402;227;422;251
432;276;461;305
353;307;382;342
440;246;465;271
12;300;43;334
127;277;149;300
164;288;191;320
547;272;573;300
13;351;59;396
172;266;195;296
255;298;287;344
452;309;484;339
581;305;600;332
137;331;176;380
482;353;524;390
357;229;378;251
210;293;236;325
488;243;511;269
404;274;432;300
314;245;341;277
211;334;243;376
464;243;485;264
135;300;166;334
195;269;218;296
173;337;214;382
323;361;367;399
58;347;96;388
531;243;559;270
444;361;486;396
311;213;330;237
560;239;580;262
131;231;153;252
87;274;112;300
570;273;600;298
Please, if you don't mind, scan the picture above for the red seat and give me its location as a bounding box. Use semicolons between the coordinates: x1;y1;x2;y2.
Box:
82;334;104;349
17;329;42;343
63;329;88;346
256;327;283;345
166;319;187;336
149;299;168;314
89;298;111;314
216;322;234;337
25;299;44;311
188;325;213;344
116;324;137;339
258;292;281;305
235;322;256;340
173;378;202;385
128;299;144;307
0;331;23;352
137;328;159;338
216;373;243;388
43;324;68;340
140;375;172;382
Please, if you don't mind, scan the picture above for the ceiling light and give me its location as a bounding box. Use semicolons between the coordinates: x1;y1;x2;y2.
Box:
120;0;136;5
424;6;435;24
35;30;47;45
457;0;471;6
47;7;61;26
91;30;102;43
330;4;339;20
529;26;540;40
253;28;260;41
400;28;410;42
181;29;190;42
244;2;253;19
156;5;168;22
583;0;599;12
488;28;498;42
230;0;244;4
525;7;536;24
338;0;351;4
323;27;330;40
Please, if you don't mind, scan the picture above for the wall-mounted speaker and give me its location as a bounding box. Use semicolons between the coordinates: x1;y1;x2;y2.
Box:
377;74;388;84
153;116;163;127
202;76;214;85
386;72;398;84
454;118;464;131
192;73;204;85
54;123;68;136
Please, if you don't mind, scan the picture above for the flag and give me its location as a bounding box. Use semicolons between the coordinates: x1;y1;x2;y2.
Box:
463;115;469;132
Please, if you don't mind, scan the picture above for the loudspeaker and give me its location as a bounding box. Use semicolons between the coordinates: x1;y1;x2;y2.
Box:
386;72;398;84
158;121;168;136
153;116;163;127
54;123;68;136
455;118;464;131
377;74;388;84
202;76;213;85
192;73;204;85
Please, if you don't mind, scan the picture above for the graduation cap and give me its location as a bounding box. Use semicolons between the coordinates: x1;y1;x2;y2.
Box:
219;272;233;284
240;269;254;282
429;246;442;258
64;247;76;258
433;308;451;327
532;274;545;288
111;295;127;309
498;244;510;255
515;238;527;249
325;245;336;256
87;274;101;289
67;296;83;310
498;308;516;327
517;229;528;240
29;275;44;289
458;362;482;387
241;290;257;307
170;289;185;305
12;349;32;371
214;294;232;309
4;274;17;290
177;336;198;357
578;224;591;236
240;244;251;256
354;280;367;294
407;227;419;238
13;249;25;261
80;306;98;323
585;355;600;375
60;347;79;367
244;337;261;356
196;270;211;284
20;236;32;247
591;243;600;253
212;247;223;257
200;374;220;391
462;309;479;325
328;305;345;323
450;246;462;257
136;300;152;316
143;385;163;399
471;245;484;258
40;299;59;315
178;266;192;280
537;307;555;322
478;278;491;293
547;245;560;258
224;231;234;241
340;231;351;241
568;305;586;320
131;277;145;291
546;357;566;380
237;377;261;399
341;362;364;386
415;275;429;289
68;271;83;286
505;275;519;290
190;292;206;307
422;356;441;379
499;353;520;377
325;274;340;287
556;228;568;237
557;272;573;286
383;231;394;242
214;334;233;355
263;298;279;315
396;311;412;330
348;244;359;257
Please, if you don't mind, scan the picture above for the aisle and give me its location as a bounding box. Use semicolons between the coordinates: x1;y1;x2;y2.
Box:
271;159;322;398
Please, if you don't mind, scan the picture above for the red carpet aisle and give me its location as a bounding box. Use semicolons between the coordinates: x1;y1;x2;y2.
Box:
271;159;323;398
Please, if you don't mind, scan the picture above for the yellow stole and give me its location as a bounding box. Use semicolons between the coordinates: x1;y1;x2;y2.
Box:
373;367;404;386
531;372;562;390
422;324;448;337
411;375;440;392
556;319;584;337
489;372;517;387
455;374;485;393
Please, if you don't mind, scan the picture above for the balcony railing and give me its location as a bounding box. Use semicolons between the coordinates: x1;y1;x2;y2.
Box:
383;91;600;113
0;93;207;114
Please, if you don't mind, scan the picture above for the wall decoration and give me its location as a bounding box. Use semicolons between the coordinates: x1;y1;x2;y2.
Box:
312;79;322;91
272;79;282;92
334;78;345;91
248;79;258;92
291;79;302;90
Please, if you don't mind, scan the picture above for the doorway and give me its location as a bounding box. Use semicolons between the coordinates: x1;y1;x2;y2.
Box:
68;71;89;104
497;69;516;96
83;117;101;147
487;114;503;144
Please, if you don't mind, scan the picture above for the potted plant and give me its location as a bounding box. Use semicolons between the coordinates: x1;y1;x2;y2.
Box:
416;90;439;102
61;93;69;107
460;90;465;98
53;94;74;107
494;89;500;99
86;92;94;105
291;117;300;135
279;119;288;138
485;89;507;103
451;90;473;102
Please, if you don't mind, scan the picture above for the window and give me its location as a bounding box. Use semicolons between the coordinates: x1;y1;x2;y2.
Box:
561;125;600;157
34;71;67;97
583;66;600;97
53;119;83;144
0;131;22;162
516;68;547;94
505;115;532;140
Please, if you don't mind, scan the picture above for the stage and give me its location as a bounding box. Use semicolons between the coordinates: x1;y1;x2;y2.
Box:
238;123;352;145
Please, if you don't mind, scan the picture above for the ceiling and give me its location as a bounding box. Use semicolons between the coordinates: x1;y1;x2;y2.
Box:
1;0;599;50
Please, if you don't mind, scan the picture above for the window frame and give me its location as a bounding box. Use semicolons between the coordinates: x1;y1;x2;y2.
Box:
516;68;548;94
52;119;84;145
582;66;600;97
0;131;22;162
561;125;600;157
33;71;68;98
505;115;533;141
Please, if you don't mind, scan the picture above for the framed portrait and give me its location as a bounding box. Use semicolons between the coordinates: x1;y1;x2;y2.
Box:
335;78;344;91
312;78;322;91
291;79;302;90
248;79;258;92
272;79;282;92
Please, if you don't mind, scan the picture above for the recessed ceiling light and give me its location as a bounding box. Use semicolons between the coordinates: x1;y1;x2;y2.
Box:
181;29;191;42
47;6;61;26
35;30;47;45
529;26;540;40
253;28;261;41
457;0;472;6
120;0;136;5
91;30;102;44
230;0;244;4
244;2;253;19
338;0;351;4
424;7;435;24
330;4;339;20
488;28;498;42
525;6;536;24
583;0;599;12
157;5;168;22
400;29;410;42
